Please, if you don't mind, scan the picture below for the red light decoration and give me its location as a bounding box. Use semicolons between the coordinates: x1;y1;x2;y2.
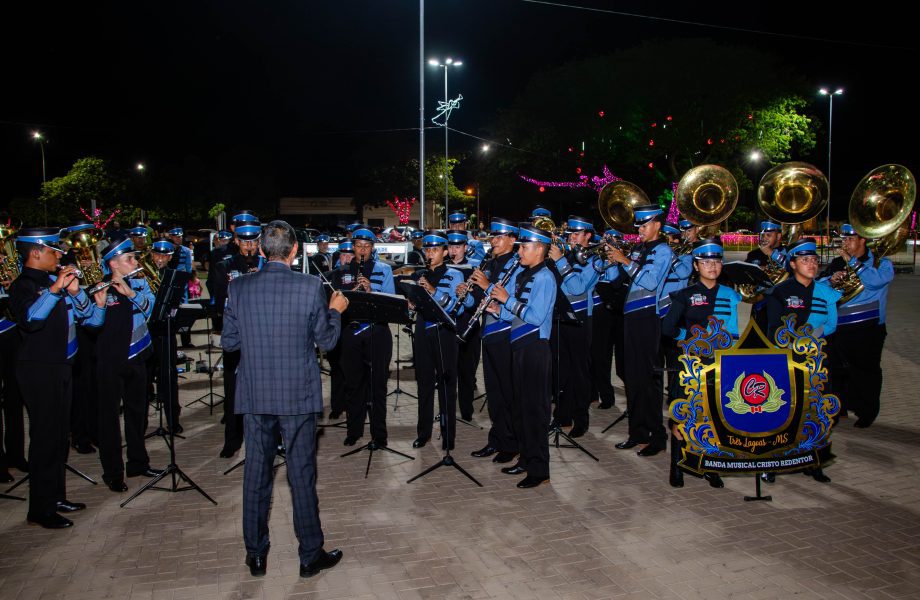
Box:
575;167;582;174
666;115;673;121
539;186;546;192
598;110;605;118
648;162;654;169
386;196;416;225
747;114;754;120
707;138;714;145
568;147;573;152
649;139;655;147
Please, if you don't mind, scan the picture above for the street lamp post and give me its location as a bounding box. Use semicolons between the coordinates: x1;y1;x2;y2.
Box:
429;57;462;229
819;87;843;252
32;131;47;225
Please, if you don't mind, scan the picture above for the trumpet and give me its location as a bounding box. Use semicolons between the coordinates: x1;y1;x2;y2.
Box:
87;267;144;295
457;253;520;342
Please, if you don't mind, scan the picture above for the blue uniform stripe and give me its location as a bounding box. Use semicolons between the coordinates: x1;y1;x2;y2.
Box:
509;323;538;343
625;295;657;313
482;321;511;337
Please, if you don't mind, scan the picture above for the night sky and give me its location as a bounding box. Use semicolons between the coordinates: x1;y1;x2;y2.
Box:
2;1;917;220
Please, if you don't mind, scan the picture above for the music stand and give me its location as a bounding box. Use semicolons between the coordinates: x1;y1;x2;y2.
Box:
3;463;97;497
184;299;224;414
121;268;217;508
400;282;482;487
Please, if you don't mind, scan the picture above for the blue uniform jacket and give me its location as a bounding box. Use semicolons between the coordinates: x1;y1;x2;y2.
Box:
498;264;557;344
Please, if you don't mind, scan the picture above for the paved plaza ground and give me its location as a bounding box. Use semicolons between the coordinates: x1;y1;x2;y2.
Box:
2;267;919;599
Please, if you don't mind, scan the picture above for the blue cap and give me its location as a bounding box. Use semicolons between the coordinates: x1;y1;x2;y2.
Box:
129;226;147;237
409;230;425;240
64;220;95;234
678;219;695;231
604;228;624;238
17;227;64;253
760;219;781;233
346;222;363;233
217;230;233;240
530;206;551;218
591;233;601;244
633;205;663;227
232;211;258;225
236;224;262;241
662;225;681;235
490;218;519;236
422;230;448;247
151;239;175;255
351;228;376;242
338;241;354;254
840;223;857;237
102;237;137;262
566;216;594;233
316;233;330;242
447;231;468;245
166;226;183;236
691;238;724;259
518;223;553;244
788;237;818;257
448;212;467;224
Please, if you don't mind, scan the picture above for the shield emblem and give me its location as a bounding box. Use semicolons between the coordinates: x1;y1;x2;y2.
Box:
716;351;796;438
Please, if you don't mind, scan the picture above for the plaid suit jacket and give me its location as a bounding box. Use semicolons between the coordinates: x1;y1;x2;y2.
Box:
222;261;341;415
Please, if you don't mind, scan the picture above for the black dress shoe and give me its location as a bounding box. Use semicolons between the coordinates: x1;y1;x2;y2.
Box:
615;439;639;450
471;445;498;458
516;475;550;488
10;459;28;473
704;473;725;488
0;469;13;484
245;553;267;577
343;436;359;446
127;467;165;478
219;446;240;458
568;426;587;438
300;548;343;578
56;499;87;512
853;418;874;429
460;413;473;421
412;438;429;448
104;477;128;492
501;464;526;475
493;451;517;464
804;467;831;483
669;467;684;488
329;411;342;420
597;401;615;409
72;441;96;454
637;444;665;457
27;512;73;529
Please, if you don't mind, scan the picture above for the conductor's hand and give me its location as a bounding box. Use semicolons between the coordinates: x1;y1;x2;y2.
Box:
469;269;489;290
329;290;348;314
490;283;510;304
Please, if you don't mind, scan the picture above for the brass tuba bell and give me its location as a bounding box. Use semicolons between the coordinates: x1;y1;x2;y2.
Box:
66;229;105;290
757;161;829;243
598;180;650;234
0;222;20;285
675;164;739;238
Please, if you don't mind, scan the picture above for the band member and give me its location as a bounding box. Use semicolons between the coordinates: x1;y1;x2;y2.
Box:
9;227;105;528
448;212;486;264
149;239;182;432
819;224;892;428
93;236;163;492
679;219;700;246
765;237;839;484
529;206;552;222
214;222;265;458
659;223;694;408
205;230;233;298
548;216;602;437
128;224;149;252
746;219;786;332
338;228;395;447
469;219;521;463
166;226;194;347
307;234;333;274
211;211;257;332
1;274;26;481
661;238;740;489
590;229;628;410
406;230;426;266
448;230;483;421
412;231;470;450
488;223;557;488
605;205;674;457
326;241;354;419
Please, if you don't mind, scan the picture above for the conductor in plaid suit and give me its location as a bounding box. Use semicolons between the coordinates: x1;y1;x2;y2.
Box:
222;220;349;578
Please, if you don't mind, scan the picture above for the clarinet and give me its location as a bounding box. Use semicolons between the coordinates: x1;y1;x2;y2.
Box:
457;253;520;342
448;250;493;320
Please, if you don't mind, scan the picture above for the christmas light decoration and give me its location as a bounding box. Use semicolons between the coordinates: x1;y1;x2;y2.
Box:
386;196;416;225
520;165;622;193
431;94;463;126
79;207;120;230
667;182;679;224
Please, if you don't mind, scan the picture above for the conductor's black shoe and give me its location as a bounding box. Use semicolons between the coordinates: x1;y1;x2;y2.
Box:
704;473;725;488
804;467;832;483
615;439;639;450
501;464;526;475
72;441;96;454
128;467;165;478
103;477;128;492
516;475;550;488
493;452;517;464
471;445;497;458
760;472;776;483
300;549;343;578
27;512;73;529
597;401;615;409
0;469;13;483
245;554;267;577
637;444;665;457
568;426;587;438
56;499;86;513
343;436;359;446
219;446;240;458
329;411;342;420
411;438;428;448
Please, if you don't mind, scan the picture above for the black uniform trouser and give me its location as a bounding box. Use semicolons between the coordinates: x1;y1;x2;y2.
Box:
415;324;458;446
222;349;244;451
512;340;552;478
326;341;346;415
343;324;393;442
751;304;769;337
457;327;482;419
17;362;71;515
828;323;886;423
589;305;617;406
623;311;667;447
483;337;518;453
152;333;180;429
97;360;150;478
0;331;26;469
663;336;681;406
552;317;592;429
71;329;97;448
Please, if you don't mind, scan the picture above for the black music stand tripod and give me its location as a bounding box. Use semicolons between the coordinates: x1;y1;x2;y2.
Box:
185;300;224;414
400;282;482;487
122;269;216;508
338;290;415;478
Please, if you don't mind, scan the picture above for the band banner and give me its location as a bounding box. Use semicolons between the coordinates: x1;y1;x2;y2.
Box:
669;314;839;476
